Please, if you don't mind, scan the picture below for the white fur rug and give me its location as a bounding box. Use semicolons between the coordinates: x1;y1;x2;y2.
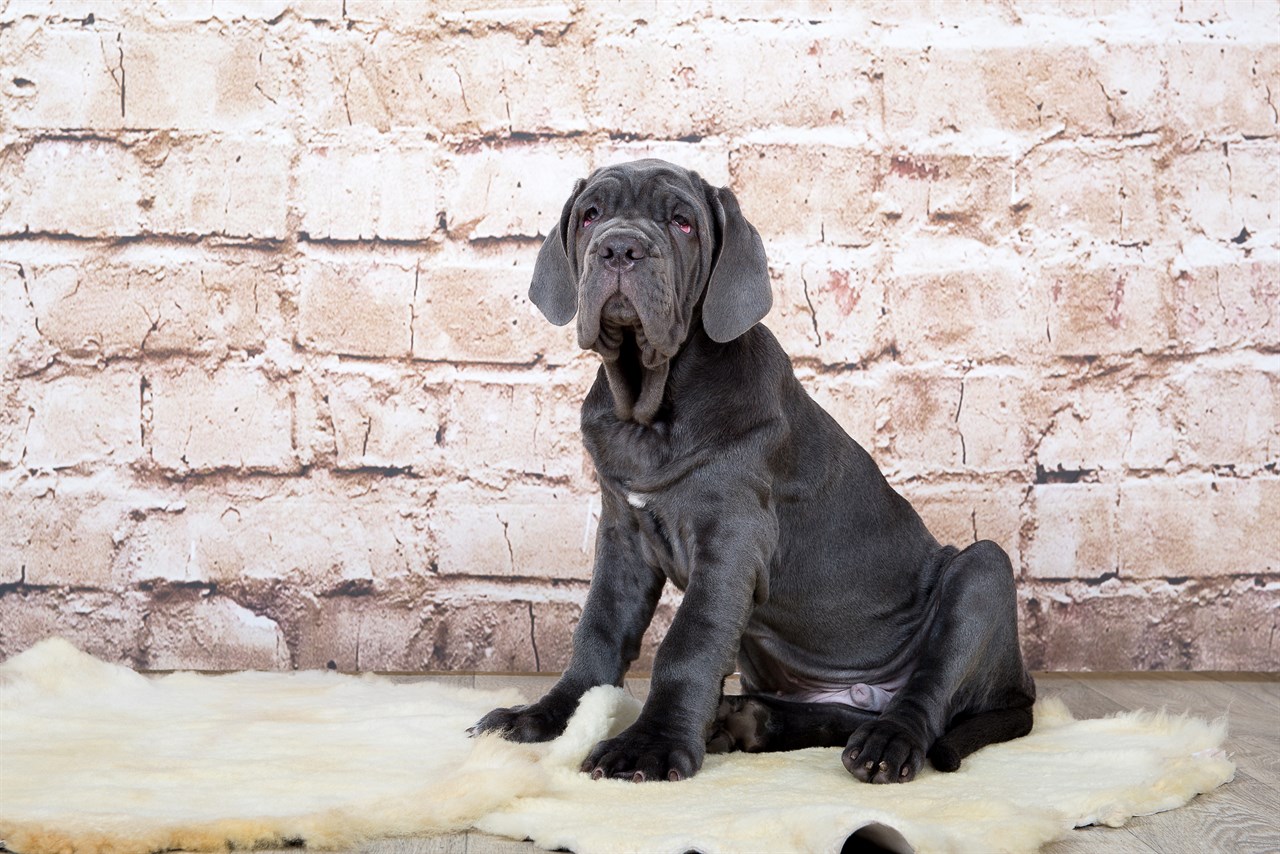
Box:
1;639;1234;854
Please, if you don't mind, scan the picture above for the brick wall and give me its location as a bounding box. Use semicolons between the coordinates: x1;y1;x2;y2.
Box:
1;0;1276;672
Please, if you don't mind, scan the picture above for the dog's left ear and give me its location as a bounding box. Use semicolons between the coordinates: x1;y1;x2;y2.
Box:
529;178;585;326
701;184;771;343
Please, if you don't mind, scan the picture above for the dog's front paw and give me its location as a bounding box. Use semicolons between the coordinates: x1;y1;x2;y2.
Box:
842;719;927;784
580;725;702;782
469;696;575;742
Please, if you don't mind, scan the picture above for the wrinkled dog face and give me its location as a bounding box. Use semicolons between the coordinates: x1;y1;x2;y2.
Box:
529;159;771;423
568;161;715;369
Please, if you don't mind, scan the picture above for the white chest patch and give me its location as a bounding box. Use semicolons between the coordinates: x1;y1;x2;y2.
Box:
626;491;649;509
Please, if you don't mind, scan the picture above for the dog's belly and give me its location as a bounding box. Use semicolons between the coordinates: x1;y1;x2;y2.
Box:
735;624;921;712
771;673;913;713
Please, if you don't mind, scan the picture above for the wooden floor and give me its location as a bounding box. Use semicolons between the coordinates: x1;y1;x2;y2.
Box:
275;672;1279;854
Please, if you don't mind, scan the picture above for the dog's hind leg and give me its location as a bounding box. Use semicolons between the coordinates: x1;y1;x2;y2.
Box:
842;539;1036;783
928;706;1033;771
706;694;876;754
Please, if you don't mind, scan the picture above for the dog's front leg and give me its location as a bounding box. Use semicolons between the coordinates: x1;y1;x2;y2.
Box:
580;505;775;782
470;510;665;742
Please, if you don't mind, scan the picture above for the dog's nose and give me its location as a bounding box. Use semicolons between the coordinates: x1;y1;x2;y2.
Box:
599;235;646;271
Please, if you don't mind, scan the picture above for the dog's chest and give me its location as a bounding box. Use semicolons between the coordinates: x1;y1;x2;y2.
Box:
584;408;699;588
627;498;692;590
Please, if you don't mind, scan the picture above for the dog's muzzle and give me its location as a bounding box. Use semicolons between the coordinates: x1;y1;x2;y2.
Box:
576;228;676;369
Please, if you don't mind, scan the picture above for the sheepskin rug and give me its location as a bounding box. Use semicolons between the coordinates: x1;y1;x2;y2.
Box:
1;639;1234;854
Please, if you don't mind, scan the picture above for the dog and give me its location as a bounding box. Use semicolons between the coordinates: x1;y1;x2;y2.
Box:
471;159;1036;784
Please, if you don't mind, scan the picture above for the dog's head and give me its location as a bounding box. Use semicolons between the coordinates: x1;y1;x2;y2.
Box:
528;159;771;370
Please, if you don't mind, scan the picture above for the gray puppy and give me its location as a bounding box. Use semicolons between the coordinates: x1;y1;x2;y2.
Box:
472;159;1036;784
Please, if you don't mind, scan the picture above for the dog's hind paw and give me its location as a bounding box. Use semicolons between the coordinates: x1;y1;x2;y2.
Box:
706;695;773;754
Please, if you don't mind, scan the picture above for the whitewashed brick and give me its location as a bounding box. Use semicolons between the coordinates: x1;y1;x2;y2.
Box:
1171;247;1280;352
0;139;144;236
1026;483;1119;580
0;262;53;378
956;371;1031;472
444;144;592;240
26;255;266;358
4;28;129;130
126;30;291;130
0;476;145;587
876;153;1018;235
295;30;583;136
412;263;580;365
441;377;586;486
1165;43;1280;138
586;22;879;138
1019;145;1161;245
324;370;445;470
2;2;1278;673
23;370;140;469
732;144;879;245
766;248;892;366
297;255;415;358
433;486;596;580
148;363;296;473
1036;377;1177;473
882;45;1164;138
116;476;431;587
882;368;965;473
0;385;25;470
298;142;442;241
1175;367;1280;469
8;28;292;131
147;135;291;239
887;241;1047;363
0;591;146;663
1044;256;1172;357
1169;141;1280;243
142;595;290;670
1118;478;1279;578
805;370;882;452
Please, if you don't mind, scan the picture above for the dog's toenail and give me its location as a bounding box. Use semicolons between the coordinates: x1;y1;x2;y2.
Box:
591;768;604;780
632;771;645;783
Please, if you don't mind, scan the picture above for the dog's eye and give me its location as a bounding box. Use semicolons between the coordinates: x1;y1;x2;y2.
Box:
672;214;692;234
582;207;598;228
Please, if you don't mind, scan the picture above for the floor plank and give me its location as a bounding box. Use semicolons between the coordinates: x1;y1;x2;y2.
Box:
1040;824;1157;854
358;836;469;853
465;834;543;853
1114;768;1279;854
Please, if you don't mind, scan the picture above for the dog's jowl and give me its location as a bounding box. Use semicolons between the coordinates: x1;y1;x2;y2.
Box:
471;159;1036;784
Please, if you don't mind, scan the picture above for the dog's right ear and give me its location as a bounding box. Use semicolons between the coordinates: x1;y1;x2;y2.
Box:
529;178;585;326
702;184;771;343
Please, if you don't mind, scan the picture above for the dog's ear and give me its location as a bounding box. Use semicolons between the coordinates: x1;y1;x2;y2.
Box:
529;178;585;326
702;184;771;343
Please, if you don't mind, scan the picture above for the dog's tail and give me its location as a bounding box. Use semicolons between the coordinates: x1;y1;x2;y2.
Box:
928;706;1034;772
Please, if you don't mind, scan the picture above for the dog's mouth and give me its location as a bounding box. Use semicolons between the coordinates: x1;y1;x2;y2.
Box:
593;294;668;371
589;293;673;425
